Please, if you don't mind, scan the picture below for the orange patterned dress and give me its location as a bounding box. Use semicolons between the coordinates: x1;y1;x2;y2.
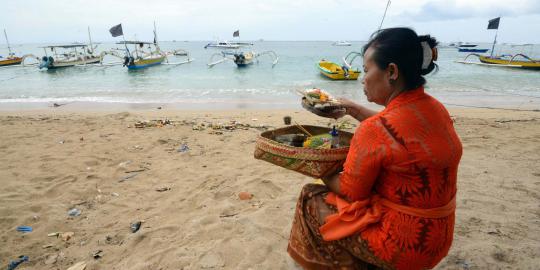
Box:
288;87;463;270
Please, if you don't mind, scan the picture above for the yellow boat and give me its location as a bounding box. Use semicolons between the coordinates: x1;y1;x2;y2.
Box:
479;54;540;70
318;60;360;80
0;56;22;67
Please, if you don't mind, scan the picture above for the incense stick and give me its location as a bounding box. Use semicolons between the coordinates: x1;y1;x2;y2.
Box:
294;122;312;137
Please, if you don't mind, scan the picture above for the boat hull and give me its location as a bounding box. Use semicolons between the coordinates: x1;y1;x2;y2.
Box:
479;56;540;70
127;56;165;70
42;57;102;69
318;60;360;80
458;48;489;53
0;57;23;67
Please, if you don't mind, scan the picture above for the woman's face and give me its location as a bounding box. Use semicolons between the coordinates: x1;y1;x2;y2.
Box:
362;47;394;106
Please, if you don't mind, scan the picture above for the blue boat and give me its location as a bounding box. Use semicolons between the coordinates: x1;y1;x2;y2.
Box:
458;48;489;53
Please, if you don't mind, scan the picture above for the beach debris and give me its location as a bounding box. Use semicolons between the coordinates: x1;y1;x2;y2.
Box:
92;250;103;259
80;137;84;142
68;208;81;217
157;106;162;110
111;192;120;197
455;259;471;270
177;143;190;153
33;215;40;221
238;192;253;200
124;168;147;173
118;160;132;168
52;102;68;108
44;253;58;265
119;173;138;182
133;119;172;128
58;140;65;144
16;226;32;233
48;232;60;237
219;213;238;218
42;244;54;249
155;187;171;192
61;232;75;242
66;261;87;270
130;221;142;233
283;116;292;125
7;255;29;270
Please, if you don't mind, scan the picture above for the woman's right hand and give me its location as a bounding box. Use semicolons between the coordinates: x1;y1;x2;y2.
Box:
336;98;378;122
336;98;357;115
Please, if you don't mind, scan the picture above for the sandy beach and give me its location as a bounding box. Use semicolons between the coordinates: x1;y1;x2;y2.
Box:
0;107;539;270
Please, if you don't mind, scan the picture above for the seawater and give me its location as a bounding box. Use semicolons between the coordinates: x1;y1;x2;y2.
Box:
0;41;539;110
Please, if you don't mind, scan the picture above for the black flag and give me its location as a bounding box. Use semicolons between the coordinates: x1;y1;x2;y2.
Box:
109;24;123;37
487;17;500;30
233;30;239;37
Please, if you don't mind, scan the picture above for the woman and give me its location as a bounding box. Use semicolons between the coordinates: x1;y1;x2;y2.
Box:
288;28;462;270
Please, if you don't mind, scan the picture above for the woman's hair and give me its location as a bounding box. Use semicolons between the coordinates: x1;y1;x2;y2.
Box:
362;27;438;90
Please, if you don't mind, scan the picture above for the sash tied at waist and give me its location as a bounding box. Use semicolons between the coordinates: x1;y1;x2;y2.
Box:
319;192;456;241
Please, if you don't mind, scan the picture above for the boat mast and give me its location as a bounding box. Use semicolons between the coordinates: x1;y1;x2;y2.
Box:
378;0;391;30
88;26;94;54
490;29;498;58
4;29;13;56
153;21;160;52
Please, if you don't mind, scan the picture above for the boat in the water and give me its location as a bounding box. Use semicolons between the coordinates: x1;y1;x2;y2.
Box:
39;27;102;69
457;53;540;70
456;17;539;70
332;41;352;46
208;50;278;68
318;60;360;80
38;44;102;69
0;29;23;67
108;22;192;70
317;52;362;80
204;40;253;49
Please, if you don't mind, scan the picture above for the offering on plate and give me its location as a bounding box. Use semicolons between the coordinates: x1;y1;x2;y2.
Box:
298;88;346;119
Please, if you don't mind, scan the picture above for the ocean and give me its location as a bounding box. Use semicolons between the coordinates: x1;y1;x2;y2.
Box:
0;41;539;110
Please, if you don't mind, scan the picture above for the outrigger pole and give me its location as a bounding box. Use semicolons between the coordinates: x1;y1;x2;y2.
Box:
87;27;94;54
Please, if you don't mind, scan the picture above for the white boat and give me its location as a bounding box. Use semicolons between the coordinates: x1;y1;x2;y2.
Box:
332;41;352;46
204;40;253;49
38;27;102;69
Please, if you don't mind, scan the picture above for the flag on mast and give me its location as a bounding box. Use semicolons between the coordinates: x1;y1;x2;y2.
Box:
233;30;240;37
487;17;500;29
109;24;124;37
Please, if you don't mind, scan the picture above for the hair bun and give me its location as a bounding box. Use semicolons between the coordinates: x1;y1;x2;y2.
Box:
418;35;438;75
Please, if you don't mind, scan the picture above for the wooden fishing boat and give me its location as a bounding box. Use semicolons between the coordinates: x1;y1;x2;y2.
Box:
108;22;192;70
1;29;23;67
39;44;102;69
318;60;360;80
457;53;540;70
208;50;278;68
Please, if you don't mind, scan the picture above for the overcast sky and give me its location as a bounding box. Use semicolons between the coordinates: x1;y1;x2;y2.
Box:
2;0;540;44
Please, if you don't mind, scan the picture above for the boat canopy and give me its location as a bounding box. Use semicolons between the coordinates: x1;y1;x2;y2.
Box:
41;44;89;48
117;41;155;45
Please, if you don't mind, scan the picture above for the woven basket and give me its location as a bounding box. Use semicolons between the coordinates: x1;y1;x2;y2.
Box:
254;125;354;178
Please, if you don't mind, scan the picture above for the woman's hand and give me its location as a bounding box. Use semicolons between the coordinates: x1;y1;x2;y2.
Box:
337;98;378;122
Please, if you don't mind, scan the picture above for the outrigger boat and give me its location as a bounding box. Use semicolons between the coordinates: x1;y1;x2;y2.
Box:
108;22;192;70
332;41;352;46
0;29;34;67
39;44;102;69
208;50;278;68
457;53;540;70
456;17;539;70
317;52;362;80
39;27;102;69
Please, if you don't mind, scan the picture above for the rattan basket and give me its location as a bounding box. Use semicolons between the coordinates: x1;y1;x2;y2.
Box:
254;125;354;178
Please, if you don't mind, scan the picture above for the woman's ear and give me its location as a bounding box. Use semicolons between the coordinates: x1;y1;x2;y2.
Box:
387;63;399;80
